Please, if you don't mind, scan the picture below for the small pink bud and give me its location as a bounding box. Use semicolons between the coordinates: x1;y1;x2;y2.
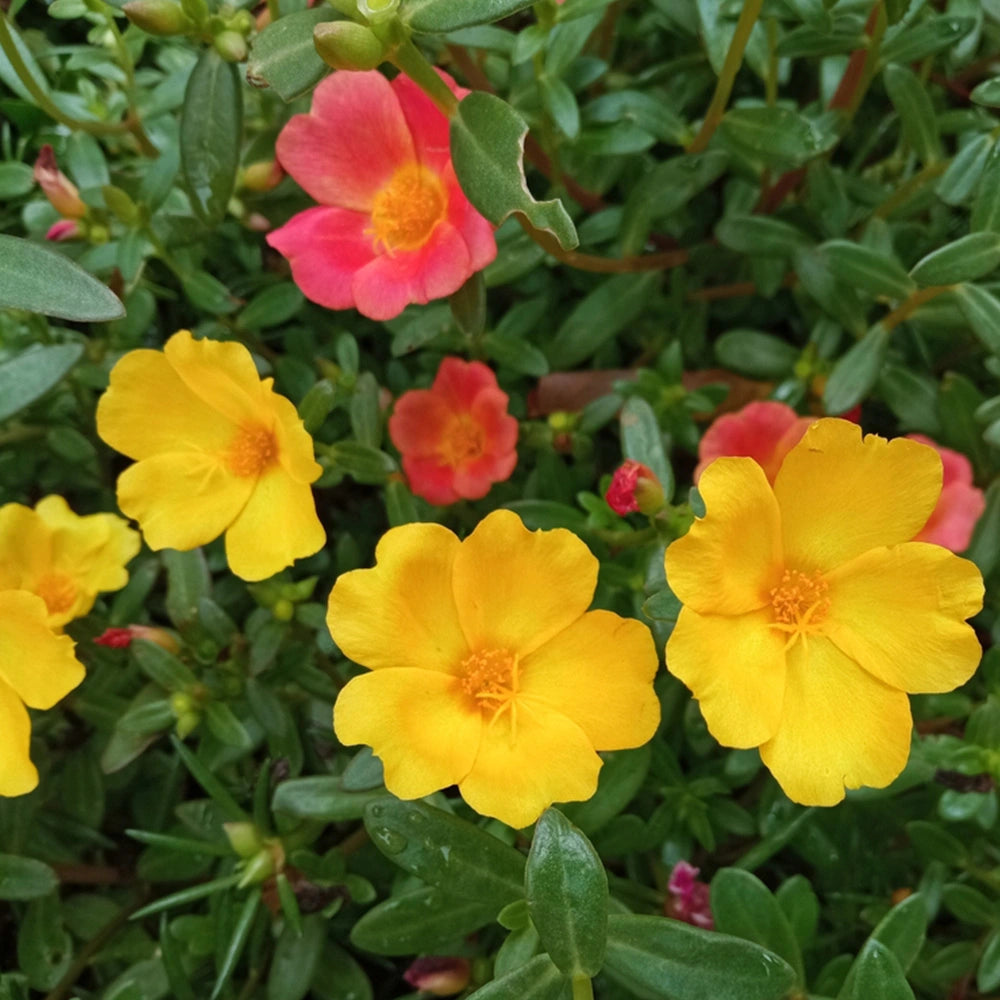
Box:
605;460;664;516
34;145;87;219
46;219;82;241
245;212;272;232
403;957;471;996
94;624;180;654
665;861;713;930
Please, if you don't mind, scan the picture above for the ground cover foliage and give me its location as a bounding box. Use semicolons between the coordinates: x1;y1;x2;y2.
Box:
4;0;1000;998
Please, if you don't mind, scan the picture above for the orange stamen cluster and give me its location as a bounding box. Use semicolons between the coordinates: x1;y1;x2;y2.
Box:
770;568;830;630
440;415;485;468
35;572;78;616
227;424;277;478
370;163;447;253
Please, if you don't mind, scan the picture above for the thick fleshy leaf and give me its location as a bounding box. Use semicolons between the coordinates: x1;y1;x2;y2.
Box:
405;0;535;32
245;7;335;102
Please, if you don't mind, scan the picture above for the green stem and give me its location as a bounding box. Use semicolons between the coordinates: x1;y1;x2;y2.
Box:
571;975;594;1000
389;36;459;116
687;0;764;154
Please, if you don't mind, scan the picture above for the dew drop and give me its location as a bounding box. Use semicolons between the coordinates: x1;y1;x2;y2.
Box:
373;829;408;855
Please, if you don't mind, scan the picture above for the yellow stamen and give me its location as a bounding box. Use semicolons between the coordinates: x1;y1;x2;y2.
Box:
459;648;520;741
35;572;78;616
227;424;277;478
369;162;448;253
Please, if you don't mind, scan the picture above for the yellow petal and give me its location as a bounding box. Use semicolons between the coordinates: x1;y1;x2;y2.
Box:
774;419;942;573
334;668;481;799
164;330;271;427
451;509;597;658
272;393;323;484
327;523;469;674
116;452;253;553
459;703;601;828
0;503;49;590
519;610;660;750
224;466;325;581
824;542;983;693
0;591;83;708
96;346;236;461
666;605;787;748
0;678;37;797
665;457;783;616
759;636;912;806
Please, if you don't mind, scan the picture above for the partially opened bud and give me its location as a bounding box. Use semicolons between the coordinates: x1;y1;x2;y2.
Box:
314;21;387;71
94;624;180;654
34;146;86;219
46;219;82;242
665;860;713;930
123;0;192;35
403;957;471;997
606;460;664;516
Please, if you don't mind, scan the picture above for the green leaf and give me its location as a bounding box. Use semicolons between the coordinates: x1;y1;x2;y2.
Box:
883;63;941;164
526;808;608;977
0;855;59;901
272;776;386;822
823;323;891;414
936;132;992;207
181;47;243;226
880;16;974;66
405;0;535;32
18;895;72;991
239;284;304;331
546;273;659;368
246;7;335;102
562;745;651;835
620;396;673;503
821;240;915;299
484;332;549;376
603;913;798;1000
363;798;525;908
714;329;800;378
0;236;123;320
643;585;681;623
860;893;928;979
954;283;1000;354
775;876;819;952
910;233;1000;285
204;703;253;751
0;343;84;423
163;548;212;629
978;927;1000;993
466;954;567;1000
843;941;915;1000
710;869;804;983
211;890;260;1000
972;77;1000;107
329;442;397;484
267;915;326;1000
0;162;34;197
350;887;497;956
942;884;997;925
972;139;1000;233
131;640;197;692
717;106;821;169
311;944;373;1000
539;75;579;140
715;215;810;257
451;92;577;251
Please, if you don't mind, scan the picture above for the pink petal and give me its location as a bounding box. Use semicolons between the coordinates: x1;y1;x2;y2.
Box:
470;386;519;453
442;166;498;272
914;481;986;551
393;70;469;176
434;359;500;409
275;71;414;211
452;449;517;498
266;206;376;311
906;434;974;487
388;390;454;458
401;454;461;505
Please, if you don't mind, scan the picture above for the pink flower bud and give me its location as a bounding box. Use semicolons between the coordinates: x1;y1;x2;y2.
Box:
665;861;713;930
606;460;664;516
46;219;82;242
94;625;180;654
34;145;87;219
403;957;471;997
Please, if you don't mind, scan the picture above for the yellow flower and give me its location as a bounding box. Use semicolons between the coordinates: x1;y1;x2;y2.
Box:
96;330;325;582
0;496;140;628
665;418;984;806
0;590;84;796
327;509;660;828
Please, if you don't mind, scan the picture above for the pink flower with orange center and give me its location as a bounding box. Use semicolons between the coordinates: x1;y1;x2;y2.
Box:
388;358;517;505
266;70;496;322
695;401;813;485
907;435;985;552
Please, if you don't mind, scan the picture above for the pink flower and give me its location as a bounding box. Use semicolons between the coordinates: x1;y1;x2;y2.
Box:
388;358;517;505
403;957;471;996
33;145;86;219
665;860;713;930
267;70;496;322
907;435;985;552
695;401;813;485
606;460;663;516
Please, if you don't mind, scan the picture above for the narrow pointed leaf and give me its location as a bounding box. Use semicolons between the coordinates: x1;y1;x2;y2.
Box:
910;233;1000;285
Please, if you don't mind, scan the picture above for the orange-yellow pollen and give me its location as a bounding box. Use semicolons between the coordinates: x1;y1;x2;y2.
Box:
35;572;78;616
460;648;517;709
770;568;830;628
227;424;277;478
370;162;447;253
440;415;485;467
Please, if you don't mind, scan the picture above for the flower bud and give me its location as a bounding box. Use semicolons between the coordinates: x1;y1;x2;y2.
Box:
33;146;86;219
605;460;664;516
403;957;471;997
224;821;264;859
314;21;388;71
356;0;399;24
241;159;284;193
213;29;248;62
93;624;180;654
46;219;82;242
664;860;713;930
123;0;192;35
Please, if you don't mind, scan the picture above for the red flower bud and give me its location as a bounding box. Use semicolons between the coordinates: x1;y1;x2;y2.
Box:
33;145;86;219
94;625;180;654
403;957;471;997
665;860;713;930
46;219;82;242
606;460;663;516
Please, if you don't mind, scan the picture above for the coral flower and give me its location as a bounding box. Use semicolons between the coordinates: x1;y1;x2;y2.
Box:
387;358;517;504
266;70;496;321
328;509;660;828
0;496;140;629
606;460;664;516
908;434;985;552
0;590;85;796
96;330;325;582
666;419;983;806
695;401;812;484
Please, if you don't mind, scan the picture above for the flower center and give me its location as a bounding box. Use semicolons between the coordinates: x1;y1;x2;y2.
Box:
440;415;485;467
770;568;830;631
370;163;448;253
459;647;518;713
227;423;277;478
35;572;78;616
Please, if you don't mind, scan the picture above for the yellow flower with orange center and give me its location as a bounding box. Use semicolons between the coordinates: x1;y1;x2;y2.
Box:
0;496;140;628
328;509;660;828
96;330;325;582
0;590;84;796
665;419;984;806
